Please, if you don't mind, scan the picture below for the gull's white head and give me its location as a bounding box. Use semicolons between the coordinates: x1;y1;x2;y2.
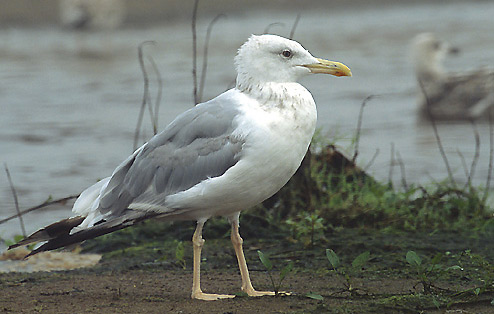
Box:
411;33;459;82
235;34;351;90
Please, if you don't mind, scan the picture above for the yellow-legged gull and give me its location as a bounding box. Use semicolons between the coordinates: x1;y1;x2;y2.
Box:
10;34;351;300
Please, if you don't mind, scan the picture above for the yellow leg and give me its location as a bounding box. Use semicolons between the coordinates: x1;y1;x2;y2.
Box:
230;219;275;297
191;220;235;301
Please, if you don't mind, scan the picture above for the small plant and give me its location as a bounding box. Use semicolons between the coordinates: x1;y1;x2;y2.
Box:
305;292;324;300
453;250;494;301
326;248;370;294
175;241;186;270
257;250;293;296
286;210;325;247
405;250;462;295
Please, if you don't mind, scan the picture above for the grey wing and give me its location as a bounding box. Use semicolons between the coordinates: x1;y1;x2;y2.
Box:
98;98;245;217
438;71;494;118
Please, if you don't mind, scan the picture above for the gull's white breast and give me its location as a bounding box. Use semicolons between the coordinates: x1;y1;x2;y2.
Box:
164;84;317;220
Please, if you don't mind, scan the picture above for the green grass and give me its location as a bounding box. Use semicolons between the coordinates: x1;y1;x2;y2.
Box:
245;139;493;240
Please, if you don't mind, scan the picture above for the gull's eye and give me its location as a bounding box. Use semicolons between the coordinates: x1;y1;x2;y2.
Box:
433;42;440;50
281;49;292;58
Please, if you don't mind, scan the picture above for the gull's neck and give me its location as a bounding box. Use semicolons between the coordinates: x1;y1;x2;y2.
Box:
234;76;317;149
235;77;313;109
415;55;446;83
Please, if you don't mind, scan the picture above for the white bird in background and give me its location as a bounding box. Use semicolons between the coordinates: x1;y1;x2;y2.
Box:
58;0;125;56
411;32;494;121
59;0;125;30
10;34;351;300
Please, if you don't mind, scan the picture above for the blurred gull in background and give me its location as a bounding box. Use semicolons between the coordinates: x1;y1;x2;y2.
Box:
59;0;125;30
411;32;494;121
59;0;126;56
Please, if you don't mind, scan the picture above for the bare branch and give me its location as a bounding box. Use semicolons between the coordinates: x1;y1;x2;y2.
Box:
198;14;226;103
456;149;469;181
352;95;375;163
289;14;301;39
363;148;380;172
263;22;285;34
395;151;408;190
147;55;163;135
134;41;156;151
388;142;395;186
0;195;78;226
192;0;199;105
483;111;494;203
467;120;480;189
4;163;26;237
418;79;456;187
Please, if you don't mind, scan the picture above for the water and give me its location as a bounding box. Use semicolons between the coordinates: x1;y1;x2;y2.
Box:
1;1;494;242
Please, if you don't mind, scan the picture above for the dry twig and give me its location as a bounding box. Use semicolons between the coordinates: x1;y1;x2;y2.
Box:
147;55;163;135
467;121;480;189
352;95;375;163
134;41;157;151
263;22;285;34
192;0;199;105
198;14;226;103
395;150;408;190
418;79;457;187
289;14;301;39
0;195;78;226
456;149;469;181
483;111;494;203
363;148;380;172
388;142;395;186
4;163;26;237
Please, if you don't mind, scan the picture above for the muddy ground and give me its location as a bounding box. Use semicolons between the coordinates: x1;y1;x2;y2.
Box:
2;228;494;313
0;270;463;314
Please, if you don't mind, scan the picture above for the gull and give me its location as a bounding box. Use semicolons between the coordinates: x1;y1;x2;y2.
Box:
411;32;494;120
10;34;351;300
59;0;125;30
58;0;125;56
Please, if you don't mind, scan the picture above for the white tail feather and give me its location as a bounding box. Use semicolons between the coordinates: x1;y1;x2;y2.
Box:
72;177;110;230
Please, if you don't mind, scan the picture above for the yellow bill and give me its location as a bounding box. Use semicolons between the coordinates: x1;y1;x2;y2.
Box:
303;58;352;77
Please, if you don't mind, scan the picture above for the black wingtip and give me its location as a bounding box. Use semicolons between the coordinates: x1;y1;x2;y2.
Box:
8;211;158;258
6;216;85;256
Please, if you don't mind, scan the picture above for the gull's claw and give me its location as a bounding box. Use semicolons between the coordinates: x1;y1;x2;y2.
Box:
192;292;236;301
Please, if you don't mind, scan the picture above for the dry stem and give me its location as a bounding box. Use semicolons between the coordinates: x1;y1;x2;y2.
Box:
4;163;26;237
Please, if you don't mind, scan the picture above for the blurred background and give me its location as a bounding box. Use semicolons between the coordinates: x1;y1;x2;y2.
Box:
1;0;493;241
